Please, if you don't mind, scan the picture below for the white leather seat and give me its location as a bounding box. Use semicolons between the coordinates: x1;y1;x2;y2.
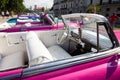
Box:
26;31;72;66
48;45;72;60
26;32;54;66
0;52;25;71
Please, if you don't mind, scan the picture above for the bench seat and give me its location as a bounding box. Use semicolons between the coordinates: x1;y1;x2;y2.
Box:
48;45;72;60
0;52;25;71
26;32;72;66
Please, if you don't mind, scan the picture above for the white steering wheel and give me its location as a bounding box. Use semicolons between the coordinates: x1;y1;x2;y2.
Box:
57;31;68;44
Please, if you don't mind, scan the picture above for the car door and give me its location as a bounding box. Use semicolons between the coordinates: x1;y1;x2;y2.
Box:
26;25;53;31
0;68;23;80
22;22;120;80
22;52;120;80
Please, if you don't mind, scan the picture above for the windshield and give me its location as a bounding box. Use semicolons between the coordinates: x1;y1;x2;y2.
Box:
62;13;113;50
48;14;56;24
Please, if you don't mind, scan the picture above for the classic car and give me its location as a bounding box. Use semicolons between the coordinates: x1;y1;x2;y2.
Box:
1;14;40;27
0;14;64;32
16;14;40;24
0;13;120;80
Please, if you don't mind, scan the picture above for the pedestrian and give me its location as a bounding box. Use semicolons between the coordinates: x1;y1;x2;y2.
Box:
6;10;9;18
109;13;119;29
10;11;14;17
1;11;5;19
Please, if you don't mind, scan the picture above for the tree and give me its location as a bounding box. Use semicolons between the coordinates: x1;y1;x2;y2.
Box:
16;0;26;13
86;5;101;13
0;0;26;13
0;0;9;11
41;7;45;12
8;0;26;13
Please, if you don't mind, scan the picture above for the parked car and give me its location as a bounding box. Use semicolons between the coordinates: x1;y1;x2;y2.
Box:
16;16;40;24
0;14;64;32
7;18;17;24
0;13;120;80
16;14;41;24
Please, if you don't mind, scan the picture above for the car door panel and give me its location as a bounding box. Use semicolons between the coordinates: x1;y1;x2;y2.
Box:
0;68;22;80
23;54;120;80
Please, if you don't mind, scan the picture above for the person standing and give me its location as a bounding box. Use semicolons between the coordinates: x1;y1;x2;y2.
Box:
6;10;9;18
10;11;14;17
1;11;5;19
109;13;119;29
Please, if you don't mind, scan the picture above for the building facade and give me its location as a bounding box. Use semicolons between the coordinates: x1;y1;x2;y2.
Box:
53;0;120;17
100;0;120;17
53;0;100;16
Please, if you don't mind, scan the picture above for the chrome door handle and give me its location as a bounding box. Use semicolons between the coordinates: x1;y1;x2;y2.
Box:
20;28;27;31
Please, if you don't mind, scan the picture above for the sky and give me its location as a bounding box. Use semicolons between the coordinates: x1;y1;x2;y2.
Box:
23;0;53;9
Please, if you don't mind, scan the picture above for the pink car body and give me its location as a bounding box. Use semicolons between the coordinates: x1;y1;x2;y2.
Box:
114;30;120;42
1;55;120;80
0;14;64;32
0;13;120;80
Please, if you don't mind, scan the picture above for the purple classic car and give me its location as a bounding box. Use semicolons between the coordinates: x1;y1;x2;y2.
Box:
0;14;64;32
16;16;40;24
0;13;120;80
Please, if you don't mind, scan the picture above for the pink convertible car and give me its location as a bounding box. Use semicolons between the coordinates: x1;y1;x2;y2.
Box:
0;14;64;32
114;30;120;42
0;13;120;80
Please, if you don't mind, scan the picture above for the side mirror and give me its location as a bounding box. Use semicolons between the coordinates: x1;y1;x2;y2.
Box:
55;17;59;29
55;17;58;24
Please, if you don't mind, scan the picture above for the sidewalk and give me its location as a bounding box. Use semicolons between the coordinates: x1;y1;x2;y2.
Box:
0;15;17;24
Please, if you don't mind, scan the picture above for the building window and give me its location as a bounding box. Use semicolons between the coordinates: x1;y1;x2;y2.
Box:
81;2;82;4
71;3;72;8
106;8;110;11
117;7;120;11
105;13;109;18
117;14;120;17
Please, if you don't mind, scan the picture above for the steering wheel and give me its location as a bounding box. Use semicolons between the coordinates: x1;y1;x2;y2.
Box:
57;30;68;44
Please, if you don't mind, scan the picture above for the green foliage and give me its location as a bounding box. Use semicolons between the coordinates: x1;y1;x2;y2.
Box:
115;26;120;29
0;0;9;10
0;0;26;13
41;7;45;12
86;5;101;13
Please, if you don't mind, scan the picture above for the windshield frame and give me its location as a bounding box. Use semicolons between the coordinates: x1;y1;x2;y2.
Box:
61;13;119;52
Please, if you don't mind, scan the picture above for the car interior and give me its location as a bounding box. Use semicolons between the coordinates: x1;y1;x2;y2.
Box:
0;25;113;71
